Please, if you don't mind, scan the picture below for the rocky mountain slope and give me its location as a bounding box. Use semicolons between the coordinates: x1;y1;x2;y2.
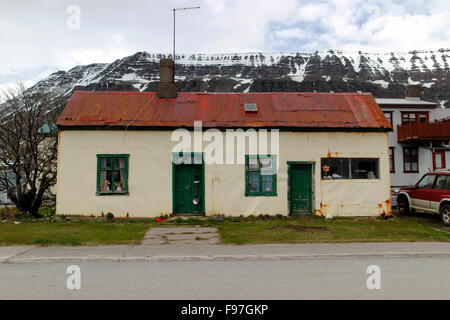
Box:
30;49;450;106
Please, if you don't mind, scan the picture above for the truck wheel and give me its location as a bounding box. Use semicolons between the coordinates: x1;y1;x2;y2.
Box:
397;195;410;215
440;204;450;226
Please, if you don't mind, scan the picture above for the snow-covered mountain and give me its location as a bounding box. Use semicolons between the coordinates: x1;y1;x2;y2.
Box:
29;49;450;106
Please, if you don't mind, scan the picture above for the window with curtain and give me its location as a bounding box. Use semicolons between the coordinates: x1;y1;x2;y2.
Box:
97;154;129;194
245;155;277;196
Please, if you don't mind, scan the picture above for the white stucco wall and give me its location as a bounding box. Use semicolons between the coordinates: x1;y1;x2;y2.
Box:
56;129;390;217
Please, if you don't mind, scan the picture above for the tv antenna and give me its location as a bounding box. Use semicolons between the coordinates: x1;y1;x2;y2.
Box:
173;6;200;60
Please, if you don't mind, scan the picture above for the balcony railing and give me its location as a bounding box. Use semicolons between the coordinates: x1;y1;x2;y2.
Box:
397;118;450;143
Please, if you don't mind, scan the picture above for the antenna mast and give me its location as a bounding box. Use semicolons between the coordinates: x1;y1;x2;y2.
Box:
173;6;200;60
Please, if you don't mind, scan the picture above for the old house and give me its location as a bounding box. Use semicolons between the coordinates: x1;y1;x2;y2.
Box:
55;59;391;217
376;85;450;188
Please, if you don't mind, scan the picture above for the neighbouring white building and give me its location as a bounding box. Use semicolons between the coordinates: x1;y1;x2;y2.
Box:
376;85;450;188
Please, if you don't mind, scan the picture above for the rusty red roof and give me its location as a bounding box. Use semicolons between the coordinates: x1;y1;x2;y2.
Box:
56;91;391;131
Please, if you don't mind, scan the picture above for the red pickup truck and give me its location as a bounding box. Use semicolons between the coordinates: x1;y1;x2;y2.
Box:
397;171;450;226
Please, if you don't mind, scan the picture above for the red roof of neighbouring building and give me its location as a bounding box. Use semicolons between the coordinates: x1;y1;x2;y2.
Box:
56;91;391;131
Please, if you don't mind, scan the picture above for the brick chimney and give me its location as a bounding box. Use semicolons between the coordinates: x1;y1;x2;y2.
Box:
405;84;421;101
157;58;177;98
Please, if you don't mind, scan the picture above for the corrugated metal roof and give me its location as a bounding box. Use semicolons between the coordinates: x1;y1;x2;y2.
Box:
57;91;391;130
375;98;437;106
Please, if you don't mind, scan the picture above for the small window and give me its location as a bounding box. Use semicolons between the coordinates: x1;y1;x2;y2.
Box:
383;111;393;127
97;154;129;195
389;147;395;173
403;147;418;173
417;174;436;189
321;158;350;179
435;175;450;190
245;155;277;196
350;158;379;179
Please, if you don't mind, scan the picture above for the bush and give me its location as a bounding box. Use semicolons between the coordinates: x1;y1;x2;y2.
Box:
247;214;256;220
275;214;283;220
106;212;114;221
186;217;201;225
205;217;216;224
173;217;184;224
225;216;241;222
0;207;19;220
38;206;55;218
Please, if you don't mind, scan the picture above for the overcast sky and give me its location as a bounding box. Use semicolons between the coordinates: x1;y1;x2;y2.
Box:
1;0;449;90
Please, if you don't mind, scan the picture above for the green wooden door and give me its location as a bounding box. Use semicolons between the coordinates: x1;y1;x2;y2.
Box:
289;164;313;215
173;164;204;214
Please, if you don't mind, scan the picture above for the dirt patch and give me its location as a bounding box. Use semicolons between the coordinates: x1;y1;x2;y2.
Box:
269;225;329;232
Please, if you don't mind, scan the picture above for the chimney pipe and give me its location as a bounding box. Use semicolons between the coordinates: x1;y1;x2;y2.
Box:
405;84;421;101
157;58;177;98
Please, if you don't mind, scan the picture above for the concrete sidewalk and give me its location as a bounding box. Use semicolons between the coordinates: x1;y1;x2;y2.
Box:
2;242;450;264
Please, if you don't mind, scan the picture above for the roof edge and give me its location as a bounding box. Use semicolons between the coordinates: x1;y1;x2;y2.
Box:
57;124;391;132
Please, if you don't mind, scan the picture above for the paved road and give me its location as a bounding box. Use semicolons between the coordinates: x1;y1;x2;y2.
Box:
1;257;449;299
2;242;450;263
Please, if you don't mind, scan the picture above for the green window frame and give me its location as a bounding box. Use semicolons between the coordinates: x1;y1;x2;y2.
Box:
96;154;129;195
245;155;277;196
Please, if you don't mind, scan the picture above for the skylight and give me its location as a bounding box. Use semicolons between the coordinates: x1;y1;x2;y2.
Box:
244;103;258;113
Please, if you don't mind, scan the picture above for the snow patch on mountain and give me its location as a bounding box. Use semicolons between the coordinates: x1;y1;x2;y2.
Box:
25;48;450;107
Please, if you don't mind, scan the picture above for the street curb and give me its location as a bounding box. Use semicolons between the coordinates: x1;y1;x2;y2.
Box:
3;252;450;264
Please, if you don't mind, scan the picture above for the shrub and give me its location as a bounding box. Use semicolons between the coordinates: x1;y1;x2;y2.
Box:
247;214;256;220
0;207;19;220
225;216;241;222
205;217;216;224
174;217;184;224
186;217;201;225
275;214;283;220
106;212;114;221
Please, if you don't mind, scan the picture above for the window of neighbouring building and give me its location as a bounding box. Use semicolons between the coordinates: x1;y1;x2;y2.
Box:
383;111;393;127
433;151;446;170
401;112;428;124
245;155;277;196
389;147;395;173
321;158;379;179
96;154;129;195
403;147;418;173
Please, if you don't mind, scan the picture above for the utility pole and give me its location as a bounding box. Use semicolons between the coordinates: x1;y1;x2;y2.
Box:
172;6;200;60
